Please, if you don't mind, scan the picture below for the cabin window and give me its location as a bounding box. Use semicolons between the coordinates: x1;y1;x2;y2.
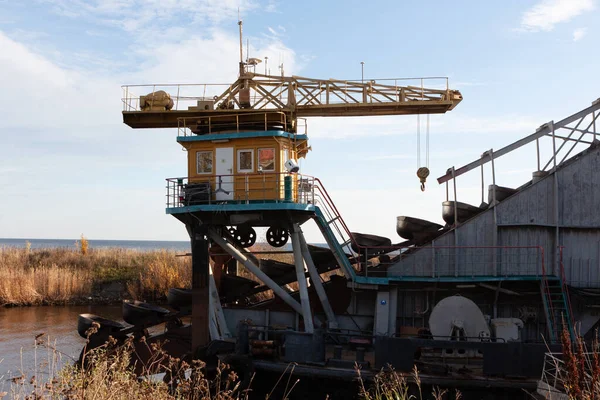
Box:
196;151;213;174
237;149;254;172
258;148;275;171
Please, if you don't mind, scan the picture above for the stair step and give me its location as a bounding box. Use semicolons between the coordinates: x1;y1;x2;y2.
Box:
327;216;341;225
340;239;352;247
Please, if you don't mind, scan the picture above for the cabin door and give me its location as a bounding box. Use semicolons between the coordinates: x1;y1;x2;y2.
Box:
215;147;234;201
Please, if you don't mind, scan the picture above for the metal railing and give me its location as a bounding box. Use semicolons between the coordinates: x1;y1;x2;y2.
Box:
540;352;566;395
361;245;545;278
166;173;555;280
176;111;296;136
121;76;454;113
305;175;549;279
166;173;315;207
540;351;599;398
122;83;232;112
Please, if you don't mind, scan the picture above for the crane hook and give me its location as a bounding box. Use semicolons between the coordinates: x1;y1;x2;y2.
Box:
417;167;430;192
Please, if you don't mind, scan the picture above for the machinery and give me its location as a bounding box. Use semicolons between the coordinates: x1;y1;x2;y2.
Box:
78;21;600;396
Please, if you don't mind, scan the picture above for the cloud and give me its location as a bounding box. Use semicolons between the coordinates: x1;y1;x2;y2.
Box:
520;0;594;32
0;25;298;240
573;27;587;41
43;0;257;32
265;0;279;12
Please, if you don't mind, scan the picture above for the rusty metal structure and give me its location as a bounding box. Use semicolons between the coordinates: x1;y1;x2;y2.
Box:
76;21;600;397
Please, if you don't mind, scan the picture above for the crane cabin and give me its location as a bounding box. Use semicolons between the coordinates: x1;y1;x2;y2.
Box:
176;110;310;205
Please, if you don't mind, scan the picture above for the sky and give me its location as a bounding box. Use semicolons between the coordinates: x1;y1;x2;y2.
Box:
0;0;599;242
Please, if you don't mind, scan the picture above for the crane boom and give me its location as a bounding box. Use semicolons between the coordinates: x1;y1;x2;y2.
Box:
122;72;462;131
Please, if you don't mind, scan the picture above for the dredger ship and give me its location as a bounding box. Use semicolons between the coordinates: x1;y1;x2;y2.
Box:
77;22;600;398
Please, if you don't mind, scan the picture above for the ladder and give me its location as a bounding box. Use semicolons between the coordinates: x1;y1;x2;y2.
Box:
541;276;574;343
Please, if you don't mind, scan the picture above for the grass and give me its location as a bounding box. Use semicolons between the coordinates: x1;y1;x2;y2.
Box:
4;331;256;400
3;330;463;400
0;246;191;306
0;241;342;307
555;325;600;399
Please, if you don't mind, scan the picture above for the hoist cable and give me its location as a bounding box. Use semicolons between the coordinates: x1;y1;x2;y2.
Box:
418;115;421;167
426;114;430;168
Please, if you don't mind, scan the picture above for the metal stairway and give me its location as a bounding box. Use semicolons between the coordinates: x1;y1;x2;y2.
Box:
308;179;358;281
541;276;575;343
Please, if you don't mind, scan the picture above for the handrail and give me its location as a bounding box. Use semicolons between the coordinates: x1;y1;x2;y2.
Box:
176;110;289;136
559;246;575;338
121;75;458;114
437;99;600;184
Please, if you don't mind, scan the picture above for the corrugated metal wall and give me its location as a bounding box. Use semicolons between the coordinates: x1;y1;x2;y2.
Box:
387;144;600;287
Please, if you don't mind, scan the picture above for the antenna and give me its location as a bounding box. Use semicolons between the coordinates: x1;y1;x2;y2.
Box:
279;53;284;77
237;16;244;76
246;38;249;63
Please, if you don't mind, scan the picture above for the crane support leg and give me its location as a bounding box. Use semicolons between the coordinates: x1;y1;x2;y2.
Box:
291;225;315;333
191;225;210;351
297;224;339;329
207;229;312;323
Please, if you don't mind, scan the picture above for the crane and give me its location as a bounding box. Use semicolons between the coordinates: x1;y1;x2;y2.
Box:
120;21;462;189
122;20;461;132
122;71;462;132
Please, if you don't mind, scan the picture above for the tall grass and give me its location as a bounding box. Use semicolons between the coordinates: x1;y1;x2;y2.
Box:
0;247;190;306
5;331;255;400
357;365;460;400
557;326;600;399
127;250;191;301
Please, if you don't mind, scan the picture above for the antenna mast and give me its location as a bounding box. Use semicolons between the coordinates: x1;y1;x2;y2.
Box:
238;17;244;76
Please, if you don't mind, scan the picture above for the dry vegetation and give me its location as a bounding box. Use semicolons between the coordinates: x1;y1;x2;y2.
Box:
0;245;190;306
557;326;600;399
0;241;340;307
4;332;256;400
4;330;460;400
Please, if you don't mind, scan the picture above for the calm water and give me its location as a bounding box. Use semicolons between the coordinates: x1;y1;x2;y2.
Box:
0;305;122;388
0;238;190;252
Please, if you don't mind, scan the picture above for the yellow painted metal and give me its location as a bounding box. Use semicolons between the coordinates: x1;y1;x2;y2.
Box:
182;137;303;202
122;74;462;131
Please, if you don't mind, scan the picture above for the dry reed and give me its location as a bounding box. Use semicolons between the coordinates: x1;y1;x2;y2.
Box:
5;331;255;400
558;325;600;399
357;364;460;400
0;246;190;306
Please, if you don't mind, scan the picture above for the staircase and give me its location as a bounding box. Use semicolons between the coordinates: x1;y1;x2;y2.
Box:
308;179;358;280
541;276;574;343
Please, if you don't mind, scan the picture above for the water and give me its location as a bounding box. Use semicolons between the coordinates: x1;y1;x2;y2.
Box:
0;306;533;400
0;238;190;252
0;305;123;389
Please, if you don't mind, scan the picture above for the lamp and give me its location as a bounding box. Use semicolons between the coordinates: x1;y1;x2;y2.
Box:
284;159;299;173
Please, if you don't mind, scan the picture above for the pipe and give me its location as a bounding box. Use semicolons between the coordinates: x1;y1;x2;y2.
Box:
297;225;339;329
207;229;305;317
291;226;315;333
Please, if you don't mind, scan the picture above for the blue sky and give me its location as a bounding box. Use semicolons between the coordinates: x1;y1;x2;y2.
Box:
0;0;598;242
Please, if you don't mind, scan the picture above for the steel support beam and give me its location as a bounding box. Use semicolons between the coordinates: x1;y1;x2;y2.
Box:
437;100;600;184
291;225;315;333
191;225;210;351
297;225;338;329
207;229;306;317
208;266;231;340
